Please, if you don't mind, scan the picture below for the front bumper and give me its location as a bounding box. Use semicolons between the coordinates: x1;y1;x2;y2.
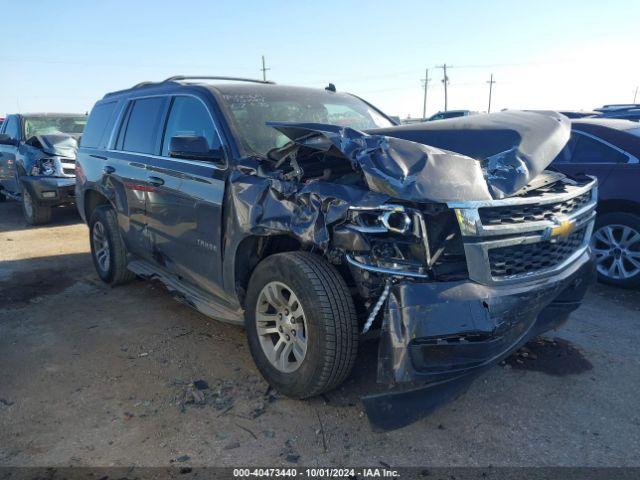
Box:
20;176;76;205
365;249;595;430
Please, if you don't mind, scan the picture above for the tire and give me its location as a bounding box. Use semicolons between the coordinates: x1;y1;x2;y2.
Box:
0;190;6;202
89;206;135;285
245;251;358;398
21;187;51;225
592;212;640;288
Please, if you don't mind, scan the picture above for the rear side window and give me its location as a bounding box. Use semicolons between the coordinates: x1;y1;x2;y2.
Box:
120;97;166;154
570;133;628;164
81;102;117;148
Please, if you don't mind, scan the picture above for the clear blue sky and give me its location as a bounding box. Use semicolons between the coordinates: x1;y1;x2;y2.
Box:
1;0;638;118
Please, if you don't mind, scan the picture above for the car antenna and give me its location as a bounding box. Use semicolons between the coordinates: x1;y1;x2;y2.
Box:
325;83;336;92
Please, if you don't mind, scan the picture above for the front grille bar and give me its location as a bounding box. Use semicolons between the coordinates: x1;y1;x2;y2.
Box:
449;177;598;285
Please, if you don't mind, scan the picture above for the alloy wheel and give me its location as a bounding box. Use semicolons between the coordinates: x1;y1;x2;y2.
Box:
592;224;640;280
255;281;308;373
92;220;111;273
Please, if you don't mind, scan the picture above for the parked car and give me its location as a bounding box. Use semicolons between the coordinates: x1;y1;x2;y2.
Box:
593;104;640;122
0;113;87;224
76;77;596;429
558;111;598;119
553;118;640;288
426;109;477;121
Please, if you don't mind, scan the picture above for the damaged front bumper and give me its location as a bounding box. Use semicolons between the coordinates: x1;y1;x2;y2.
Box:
20;176;76;205
364;248;595;430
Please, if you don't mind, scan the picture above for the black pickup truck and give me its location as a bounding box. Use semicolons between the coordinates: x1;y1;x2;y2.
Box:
75;76;597;429
0;113;86;224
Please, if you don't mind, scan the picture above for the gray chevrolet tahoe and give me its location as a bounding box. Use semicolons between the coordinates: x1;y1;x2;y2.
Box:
75;76;597;429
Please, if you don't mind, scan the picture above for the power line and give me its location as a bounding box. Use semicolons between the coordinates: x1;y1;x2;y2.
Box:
421;68;430;120
260;55;270;82
435;64;451;111
487;73;496;113
634;86;638;103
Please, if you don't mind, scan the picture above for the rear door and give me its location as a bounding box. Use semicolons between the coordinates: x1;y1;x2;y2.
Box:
553;131;629;192
109;96;169;259
146;94;227;298
0;116;21;194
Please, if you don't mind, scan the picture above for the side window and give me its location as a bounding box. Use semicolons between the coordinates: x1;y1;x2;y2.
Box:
553;134;578;164
120;97;166;154
570;133;629;164
161;96;220;156
4;117;20;140
81;101;117;148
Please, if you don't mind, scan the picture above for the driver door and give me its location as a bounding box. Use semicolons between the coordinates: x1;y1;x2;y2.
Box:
146;95;227;299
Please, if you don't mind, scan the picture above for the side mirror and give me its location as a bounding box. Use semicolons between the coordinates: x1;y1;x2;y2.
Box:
168;135;224;163
0;134;16;146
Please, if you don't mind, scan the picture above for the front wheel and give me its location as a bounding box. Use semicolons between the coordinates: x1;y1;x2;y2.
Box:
22;187;51;225
592;212;640;288
245;252;358;398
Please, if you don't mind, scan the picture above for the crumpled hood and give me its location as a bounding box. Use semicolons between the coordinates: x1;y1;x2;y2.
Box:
268;111;570;202
31;134;78;157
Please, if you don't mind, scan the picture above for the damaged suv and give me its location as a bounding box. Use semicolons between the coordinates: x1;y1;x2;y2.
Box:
0;113;86;224
76;77;597;429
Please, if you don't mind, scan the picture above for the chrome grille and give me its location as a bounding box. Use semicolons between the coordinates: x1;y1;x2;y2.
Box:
488;227;587;277
449;177;598;285
479;191;592;226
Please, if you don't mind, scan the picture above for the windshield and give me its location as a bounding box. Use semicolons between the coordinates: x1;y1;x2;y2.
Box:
23;116;87;139
220;88;394;155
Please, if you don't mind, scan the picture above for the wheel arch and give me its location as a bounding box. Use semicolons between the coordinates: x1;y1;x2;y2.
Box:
233;234;303;307
597;199;640;218
83;188;114;223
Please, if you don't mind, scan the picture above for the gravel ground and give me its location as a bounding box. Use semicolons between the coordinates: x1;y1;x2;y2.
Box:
0;201;639;467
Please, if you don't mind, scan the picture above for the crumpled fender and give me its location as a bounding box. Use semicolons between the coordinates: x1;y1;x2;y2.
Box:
226;166;389;250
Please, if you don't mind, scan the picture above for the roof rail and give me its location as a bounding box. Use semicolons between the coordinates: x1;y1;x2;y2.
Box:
163;75;276;85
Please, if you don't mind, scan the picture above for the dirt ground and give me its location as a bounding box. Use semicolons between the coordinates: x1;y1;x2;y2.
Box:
1;201;639;467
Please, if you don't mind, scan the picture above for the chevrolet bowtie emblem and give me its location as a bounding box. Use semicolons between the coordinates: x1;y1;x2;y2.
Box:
550;219;576;239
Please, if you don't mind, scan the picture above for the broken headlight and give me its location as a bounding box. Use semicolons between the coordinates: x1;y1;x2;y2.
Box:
349;205;414;235
31;158;57;176
342;205;431;278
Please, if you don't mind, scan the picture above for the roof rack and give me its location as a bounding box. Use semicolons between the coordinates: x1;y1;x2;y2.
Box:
163;75;275;85
105;76;277;98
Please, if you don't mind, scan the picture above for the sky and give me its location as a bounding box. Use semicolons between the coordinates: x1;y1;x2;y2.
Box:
1;0;639;119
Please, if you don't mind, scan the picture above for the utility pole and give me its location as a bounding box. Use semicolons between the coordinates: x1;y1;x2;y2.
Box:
260;55;270;81
487;73;496;113
421;68;430;120
634;86;638;103
436;64;450;111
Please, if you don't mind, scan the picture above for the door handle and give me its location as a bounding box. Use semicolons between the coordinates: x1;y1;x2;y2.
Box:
103;165;116;174
148;176;165;187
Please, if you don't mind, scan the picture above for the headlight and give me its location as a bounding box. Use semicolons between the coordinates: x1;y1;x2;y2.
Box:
348;205;414;235
342;204;432;278
32;158;56;176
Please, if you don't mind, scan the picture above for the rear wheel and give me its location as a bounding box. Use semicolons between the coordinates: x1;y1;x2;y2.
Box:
0;189;6;202
21;187;51;225
245;252;358;398
592;212;640;288
89;206;135;285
